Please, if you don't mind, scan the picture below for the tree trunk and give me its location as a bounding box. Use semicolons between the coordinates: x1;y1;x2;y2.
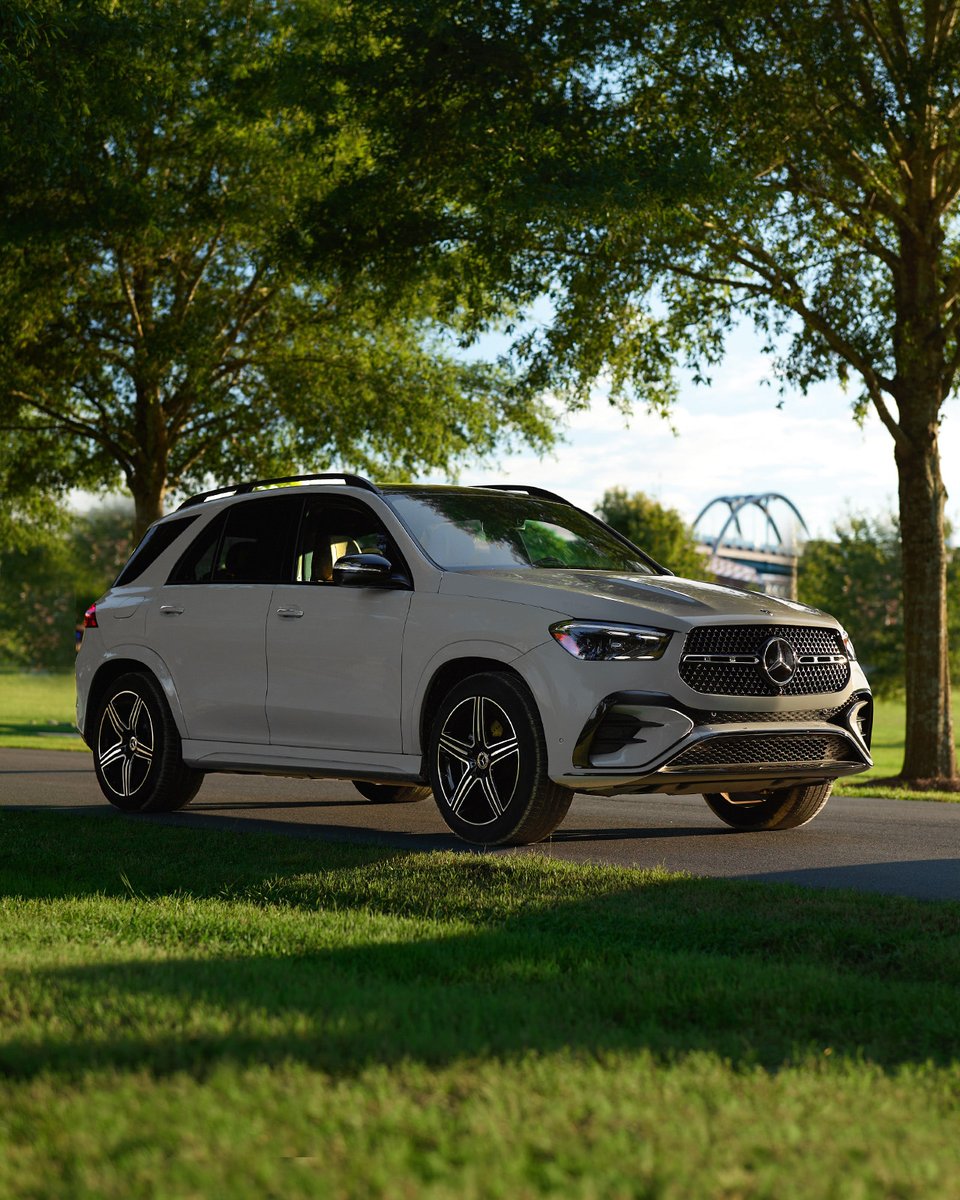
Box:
895;427;958;781
129;474;166;543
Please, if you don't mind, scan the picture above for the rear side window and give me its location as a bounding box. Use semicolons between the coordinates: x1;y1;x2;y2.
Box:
114;515;199;586
167;511;227;584
212;496;303;584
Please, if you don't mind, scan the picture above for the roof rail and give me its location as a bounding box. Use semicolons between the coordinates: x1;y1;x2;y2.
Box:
177;473;379;510
476;483;573;506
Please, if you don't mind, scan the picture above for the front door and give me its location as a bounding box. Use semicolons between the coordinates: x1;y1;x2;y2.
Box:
266;496;411;752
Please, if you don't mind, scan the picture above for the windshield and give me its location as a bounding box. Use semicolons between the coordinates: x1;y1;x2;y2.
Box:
384;491;657;574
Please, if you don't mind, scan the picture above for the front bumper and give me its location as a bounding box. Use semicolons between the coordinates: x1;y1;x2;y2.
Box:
514;636;873;796
557;689;872;796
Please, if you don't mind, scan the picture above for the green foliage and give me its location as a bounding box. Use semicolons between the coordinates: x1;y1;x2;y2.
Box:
0;1;552;536
799;514;960;697
596;488;712;580
0;503;134;671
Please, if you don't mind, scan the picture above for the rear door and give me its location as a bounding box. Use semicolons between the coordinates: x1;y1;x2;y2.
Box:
266;495;412;752
145;496;302;743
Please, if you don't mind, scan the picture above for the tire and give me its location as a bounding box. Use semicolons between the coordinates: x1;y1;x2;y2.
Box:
352;781;431;804
703;782;833;831
92;671;204;813
428;671;573;846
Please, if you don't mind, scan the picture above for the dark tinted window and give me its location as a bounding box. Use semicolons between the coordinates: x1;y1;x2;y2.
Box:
212;495;303;584
114;515;199;586
167;511;227;584
295;498;407;583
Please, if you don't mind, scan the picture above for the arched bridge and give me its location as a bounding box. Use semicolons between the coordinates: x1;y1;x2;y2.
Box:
692;493;809;599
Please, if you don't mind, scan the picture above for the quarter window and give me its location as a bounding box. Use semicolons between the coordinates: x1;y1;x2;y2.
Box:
114;515;199;586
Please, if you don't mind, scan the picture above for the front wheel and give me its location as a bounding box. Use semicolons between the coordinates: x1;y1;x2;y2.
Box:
703;782;833;830
428;672;573;846
93;671;204;812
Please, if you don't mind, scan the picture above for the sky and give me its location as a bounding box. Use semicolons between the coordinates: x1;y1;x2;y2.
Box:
425;322;960;546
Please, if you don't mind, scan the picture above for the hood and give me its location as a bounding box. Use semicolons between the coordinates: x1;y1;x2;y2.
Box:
439;568;834;630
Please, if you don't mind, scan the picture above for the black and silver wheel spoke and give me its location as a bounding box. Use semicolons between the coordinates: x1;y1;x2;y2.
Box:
99;741;126;770
487;735;519;767
448;766;480;815
438;731;472;765
479;773;504;816
104;701;125;739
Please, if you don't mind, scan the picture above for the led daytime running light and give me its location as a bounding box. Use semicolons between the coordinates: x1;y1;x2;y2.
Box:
550;620;671;661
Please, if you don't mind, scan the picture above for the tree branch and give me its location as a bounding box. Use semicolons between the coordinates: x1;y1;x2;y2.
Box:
7;389;136;473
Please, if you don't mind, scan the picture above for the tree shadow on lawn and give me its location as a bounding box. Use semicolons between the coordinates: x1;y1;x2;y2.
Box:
1;825;959;1082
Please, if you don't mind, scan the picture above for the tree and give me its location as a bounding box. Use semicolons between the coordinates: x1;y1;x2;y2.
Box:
304;0;960;781
596;488;713;581
0;1;552;540
0;502;134;671
799;513;960;697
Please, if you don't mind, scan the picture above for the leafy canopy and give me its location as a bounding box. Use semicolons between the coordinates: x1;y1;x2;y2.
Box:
0;0;553;536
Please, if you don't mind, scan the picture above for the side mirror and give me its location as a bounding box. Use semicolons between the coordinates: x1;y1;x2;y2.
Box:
332;552;395;587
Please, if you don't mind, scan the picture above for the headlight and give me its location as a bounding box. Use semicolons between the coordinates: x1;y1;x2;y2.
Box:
840;628;857;661
549;620;672;661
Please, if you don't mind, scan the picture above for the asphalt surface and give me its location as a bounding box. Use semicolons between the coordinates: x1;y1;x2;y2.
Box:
2;746;958;901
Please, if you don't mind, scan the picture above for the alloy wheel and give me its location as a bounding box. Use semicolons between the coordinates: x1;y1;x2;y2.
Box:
96;688;155;799
435;694;521;826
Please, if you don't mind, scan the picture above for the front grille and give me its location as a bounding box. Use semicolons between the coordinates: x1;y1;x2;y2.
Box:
679;625;850;696
667;733;856;769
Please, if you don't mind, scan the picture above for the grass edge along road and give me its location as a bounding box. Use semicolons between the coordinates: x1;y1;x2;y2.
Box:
3;671;958;802
0;809;959;1198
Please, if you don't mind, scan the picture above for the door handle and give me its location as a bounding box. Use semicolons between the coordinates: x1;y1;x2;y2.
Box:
276;606;304;618
160;605;184;616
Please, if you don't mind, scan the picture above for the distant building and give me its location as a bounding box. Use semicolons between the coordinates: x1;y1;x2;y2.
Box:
692;494;808;599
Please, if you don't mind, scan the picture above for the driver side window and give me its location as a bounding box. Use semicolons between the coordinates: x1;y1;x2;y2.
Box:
295;498;407;584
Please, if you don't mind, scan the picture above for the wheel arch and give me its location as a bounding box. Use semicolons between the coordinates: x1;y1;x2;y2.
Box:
83;647;187;743
417;654;528;757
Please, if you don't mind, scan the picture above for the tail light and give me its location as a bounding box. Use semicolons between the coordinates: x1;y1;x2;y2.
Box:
83;604;98;629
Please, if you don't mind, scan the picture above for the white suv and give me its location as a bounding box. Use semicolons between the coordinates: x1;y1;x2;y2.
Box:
76;475;873;844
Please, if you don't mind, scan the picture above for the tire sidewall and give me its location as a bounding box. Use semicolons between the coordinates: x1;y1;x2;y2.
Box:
703;783;832;831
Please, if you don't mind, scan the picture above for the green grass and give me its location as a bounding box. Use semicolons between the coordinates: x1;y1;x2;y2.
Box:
3;671;959;800
834;688;960;802
0;670;81;751
0;810;958;1198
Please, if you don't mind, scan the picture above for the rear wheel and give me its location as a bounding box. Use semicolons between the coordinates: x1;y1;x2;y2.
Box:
428;672;573;846
93;671;204;812
703;782;833;830
352;781;431;804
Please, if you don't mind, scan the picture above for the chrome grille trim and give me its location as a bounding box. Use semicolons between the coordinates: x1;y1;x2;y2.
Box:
679;625;850;696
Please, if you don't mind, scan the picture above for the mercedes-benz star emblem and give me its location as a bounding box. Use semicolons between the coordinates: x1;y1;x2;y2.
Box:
761;636;797;687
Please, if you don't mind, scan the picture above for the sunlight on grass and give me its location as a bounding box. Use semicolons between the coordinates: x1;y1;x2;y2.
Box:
0;812;958;1198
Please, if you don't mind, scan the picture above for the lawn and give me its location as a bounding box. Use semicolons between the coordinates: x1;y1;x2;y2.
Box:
0;670;81;751
0;810;958;1198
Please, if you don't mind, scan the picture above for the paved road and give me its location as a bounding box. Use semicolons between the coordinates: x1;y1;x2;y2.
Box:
2;747;958;901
